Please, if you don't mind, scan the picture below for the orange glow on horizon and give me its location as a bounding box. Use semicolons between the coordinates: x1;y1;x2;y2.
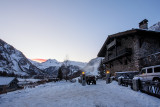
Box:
32;59;47;63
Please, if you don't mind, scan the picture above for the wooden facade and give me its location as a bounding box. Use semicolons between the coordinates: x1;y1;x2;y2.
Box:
98;29;160;75
0;77;19;94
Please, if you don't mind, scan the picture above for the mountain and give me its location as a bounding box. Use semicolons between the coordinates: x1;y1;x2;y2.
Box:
31;59;61;70
31;57;102;77
30;59;87;77
31;59;87;69
0;39;43;77
82;57;102;76
149;22;160;31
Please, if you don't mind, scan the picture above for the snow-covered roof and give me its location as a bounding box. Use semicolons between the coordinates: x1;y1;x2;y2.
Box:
0;77;15;85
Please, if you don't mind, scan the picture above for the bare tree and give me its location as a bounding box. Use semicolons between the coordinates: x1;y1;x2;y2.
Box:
63;55;70;81
63;55;70;67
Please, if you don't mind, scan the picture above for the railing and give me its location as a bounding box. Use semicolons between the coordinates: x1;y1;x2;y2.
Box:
107;39;116;50
121;78;133;87
103;48;132;64
119;78;160;98
140;80;160;98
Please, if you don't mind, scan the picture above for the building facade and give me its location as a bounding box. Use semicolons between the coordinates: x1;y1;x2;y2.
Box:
98;20;160;75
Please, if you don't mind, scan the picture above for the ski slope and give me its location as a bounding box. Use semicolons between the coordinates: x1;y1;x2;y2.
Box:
0;80;160;107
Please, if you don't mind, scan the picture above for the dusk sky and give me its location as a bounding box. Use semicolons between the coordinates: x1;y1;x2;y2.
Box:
0;0;160;62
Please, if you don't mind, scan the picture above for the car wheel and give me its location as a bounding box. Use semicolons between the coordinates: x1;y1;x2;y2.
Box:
153;78;160;82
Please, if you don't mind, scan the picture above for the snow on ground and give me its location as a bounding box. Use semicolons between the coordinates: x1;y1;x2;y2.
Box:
0;80;160;107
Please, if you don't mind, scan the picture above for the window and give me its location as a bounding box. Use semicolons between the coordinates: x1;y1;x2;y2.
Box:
154;67;160;73
139;38;144;48
0;88;3;91
124;59;128;65
139;39;142;48
147;68;152;73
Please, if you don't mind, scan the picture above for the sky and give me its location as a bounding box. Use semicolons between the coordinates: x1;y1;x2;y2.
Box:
0;0;160;62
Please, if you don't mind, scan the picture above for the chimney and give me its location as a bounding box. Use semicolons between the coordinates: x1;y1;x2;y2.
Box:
139;19;148;29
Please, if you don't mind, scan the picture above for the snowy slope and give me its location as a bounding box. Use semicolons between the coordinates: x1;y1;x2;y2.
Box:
149;22;160;31
83;57;102;76
68;60;87;68
0;80;160;107
0;39;43;76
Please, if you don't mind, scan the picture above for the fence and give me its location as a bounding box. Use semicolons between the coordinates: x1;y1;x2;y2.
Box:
120;78;133;88
118;78;160;98
140;80;160;98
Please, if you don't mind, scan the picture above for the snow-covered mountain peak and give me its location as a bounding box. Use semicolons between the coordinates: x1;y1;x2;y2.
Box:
149;22;160;31
31;59;87;70
0;39;42;76
43;59;61;65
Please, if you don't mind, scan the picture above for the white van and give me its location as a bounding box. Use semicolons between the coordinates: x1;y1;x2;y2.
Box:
136;65;160;82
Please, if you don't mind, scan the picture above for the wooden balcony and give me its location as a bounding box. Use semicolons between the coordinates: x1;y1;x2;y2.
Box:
103;48;132;64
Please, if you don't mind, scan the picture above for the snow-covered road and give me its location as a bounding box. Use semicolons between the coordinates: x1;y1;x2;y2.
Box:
0;80;160;107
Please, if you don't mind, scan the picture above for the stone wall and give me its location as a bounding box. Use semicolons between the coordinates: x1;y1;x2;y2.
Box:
139;36;160;58
105;34;160;75
105;36;139;74
138;36;160;69
139;52;160;68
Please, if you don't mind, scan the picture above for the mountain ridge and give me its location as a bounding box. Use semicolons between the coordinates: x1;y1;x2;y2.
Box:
0;39;43;77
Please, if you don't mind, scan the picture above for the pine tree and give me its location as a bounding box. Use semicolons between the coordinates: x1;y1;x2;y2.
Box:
57;67;63;80
98;59;106;78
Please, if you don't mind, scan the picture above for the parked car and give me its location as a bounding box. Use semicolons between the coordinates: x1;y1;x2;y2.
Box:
135;65;160;82
115;71;139;80
86;75;96;85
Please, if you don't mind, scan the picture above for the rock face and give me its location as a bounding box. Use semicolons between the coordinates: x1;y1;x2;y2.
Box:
0;39;43;77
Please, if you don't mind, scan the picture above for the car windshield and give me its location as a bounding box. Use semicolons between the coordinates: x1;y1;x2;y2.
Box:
140;69;146;74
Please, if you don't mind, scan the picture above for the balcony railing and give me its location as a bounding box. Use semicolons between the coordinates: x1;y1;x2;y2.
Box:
103;48;132;64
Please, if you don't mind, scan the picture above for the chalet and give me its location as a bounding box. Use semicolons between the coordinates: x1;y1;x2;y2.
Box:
0;77;19;94
98;19;160;75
